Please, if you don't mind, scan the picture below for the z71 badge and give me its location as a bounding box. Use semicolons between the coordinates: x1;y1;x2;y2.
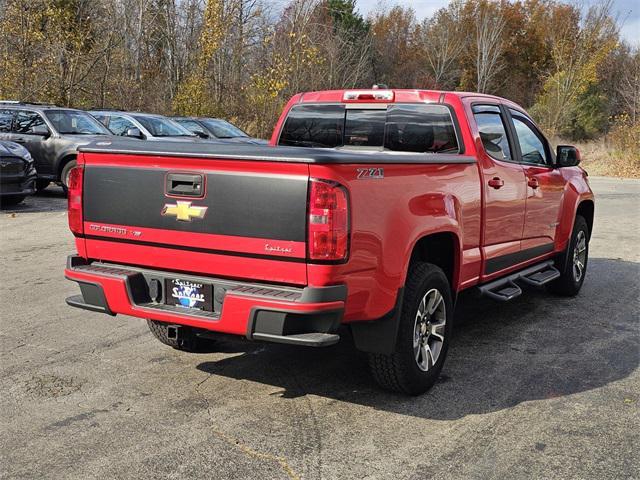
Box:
356;167;384;179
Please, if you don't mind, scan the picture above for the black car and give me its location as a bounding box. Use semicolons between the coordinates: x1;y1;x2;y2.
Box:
173;117;268;144
0;140;37;206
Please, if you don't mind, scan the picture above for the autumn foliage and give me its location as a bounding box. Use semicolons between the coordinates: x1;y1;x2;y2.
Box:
0;0;638;156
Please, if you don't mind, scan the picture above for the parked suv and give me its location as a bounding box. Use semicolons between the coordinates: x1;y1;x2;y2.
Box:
0;101;113;190
91;111;201;142
173;117;267;144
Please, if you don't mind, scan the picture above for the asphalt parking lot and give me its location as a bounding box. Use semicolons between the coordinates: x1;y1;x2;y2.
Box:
1;177;638;480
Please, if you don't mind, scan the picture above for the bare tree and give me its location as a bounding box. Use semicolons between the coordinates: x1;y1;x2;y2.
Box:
417;1;465;89
618;48;640;123
474;1;505;93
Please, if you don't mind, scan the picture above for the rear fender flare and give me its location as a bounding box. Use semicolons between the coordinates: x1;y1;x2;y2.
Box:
352;228;462;355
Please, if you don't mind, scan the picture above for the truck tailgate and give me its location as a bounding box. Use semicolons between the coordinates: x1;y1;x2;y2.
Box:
79;152;309;285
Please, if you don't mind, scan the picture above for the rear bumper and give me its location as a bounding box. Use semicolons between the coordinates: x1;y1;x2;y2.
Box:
64;255;345;347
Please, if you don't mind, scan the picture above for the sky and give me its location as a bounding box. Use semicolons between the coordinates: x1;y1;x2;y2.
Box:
354;0;640;45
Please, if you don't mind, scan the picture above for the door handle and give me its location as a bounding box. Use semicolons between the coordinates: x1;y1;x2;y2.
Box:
528;178;539;189
488;177;504;189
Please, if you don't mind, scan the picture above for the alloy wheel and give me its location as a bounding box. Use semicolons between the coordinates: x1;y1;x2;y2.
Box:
413;288;447;372
573;230;587;282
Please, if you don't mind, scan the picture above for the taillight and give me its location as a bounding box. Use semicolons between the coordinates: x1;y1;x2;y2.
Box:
308;179;349;262
67;166;84;235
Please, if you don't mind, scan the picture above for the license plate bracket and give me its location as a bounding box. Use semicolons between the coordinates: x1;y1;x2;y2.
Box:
165;278;213;311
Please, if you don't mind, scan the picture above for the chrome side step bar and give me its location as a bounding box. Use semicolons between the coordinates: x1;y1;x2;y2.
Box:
477;260;560;302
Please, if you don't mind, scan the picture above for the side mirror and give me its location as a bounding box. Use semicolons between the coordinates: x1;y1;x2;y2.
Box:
31;124;50;138
125;127;144;139
194;130;209;139
556;145;581;167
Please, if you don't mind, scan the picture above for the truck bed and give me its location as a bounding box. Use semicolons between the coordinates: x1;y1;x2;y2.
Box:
79;138;476;165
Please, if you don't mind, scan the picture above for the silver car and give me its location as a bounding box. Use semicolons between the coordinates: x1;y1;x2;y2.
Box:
173;117;268;144
0;102;114;190
91;111;202;142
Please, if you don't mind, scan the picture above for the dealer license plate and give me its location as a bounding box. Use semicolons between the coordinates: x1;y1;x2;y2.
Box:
165;278;213;311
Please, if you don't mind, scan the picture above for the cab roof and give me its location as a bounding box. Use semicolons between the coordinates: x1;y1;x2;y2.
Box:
295;89;519;109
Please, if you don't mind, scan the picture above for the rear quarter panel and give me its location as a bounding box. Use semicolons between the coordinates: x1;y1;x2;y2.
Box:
308;162;482;322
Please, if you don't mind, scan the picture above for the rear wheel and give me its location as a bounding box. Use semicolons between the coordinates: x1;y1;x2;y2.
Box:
146;320;212;352
0;195;26;207
60;159;77;193
368;262;453;395
548;215;589;296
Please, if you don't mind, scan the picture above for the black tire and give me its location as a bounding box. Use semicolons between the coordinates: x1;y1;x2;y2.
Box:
35;180;50;191
547;215;589;296
368;262;454;395
146;320;211;352
60;159;77;193
0;195;26;207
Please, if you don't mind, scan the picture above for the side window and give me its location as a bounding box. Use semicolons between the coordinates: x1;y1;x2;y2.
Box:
92;114;108;126
108;115;136;136
472;105;511;161
178;120;207;136
0;109;14;132
509;110;549;165
14;110;47;134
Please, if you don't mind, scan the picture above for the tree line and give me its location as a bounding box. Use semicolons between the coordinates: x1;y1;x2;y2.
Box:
0;0;638;143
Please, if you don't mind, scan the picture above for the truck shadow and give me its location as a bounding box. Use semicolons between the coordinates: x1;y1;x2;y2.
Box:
196;257;639;420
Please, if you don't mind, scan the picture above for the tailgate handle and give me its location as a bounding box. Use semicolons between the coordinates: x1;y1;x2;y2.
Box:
166;173;204;197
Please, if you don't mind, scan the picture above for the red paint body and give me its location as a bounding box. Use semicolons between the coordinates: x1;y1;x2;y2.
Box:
65;89;594;340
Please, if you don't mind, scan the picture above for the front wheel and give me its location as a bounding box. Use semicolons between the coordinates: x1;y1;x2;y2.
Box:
368;262;453;395
548;215;589;296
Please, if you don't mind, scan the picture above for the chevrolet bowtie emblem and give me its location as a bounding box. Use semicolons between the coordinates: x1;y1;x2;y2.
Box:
162;201;208;222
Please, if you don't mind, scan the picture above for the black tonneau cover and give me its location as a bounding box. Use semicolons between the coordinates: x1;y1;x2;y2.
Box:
79;138;475;165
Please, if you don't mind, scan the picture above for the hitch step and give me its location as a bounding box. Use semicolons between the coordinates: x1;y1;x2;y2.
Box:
252;332;340;347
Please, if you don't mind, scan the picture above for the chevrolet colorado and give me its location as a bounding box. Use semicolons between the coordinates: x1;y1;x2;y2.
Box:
64;89;594;394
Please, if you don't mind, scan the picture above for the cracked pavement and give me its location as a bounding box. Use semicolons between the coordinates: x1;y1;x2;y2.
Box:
1;178;638;479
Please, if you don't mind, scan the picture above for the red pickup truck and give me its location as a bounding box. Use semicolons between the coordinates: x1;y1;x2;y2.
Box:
65;89;594;394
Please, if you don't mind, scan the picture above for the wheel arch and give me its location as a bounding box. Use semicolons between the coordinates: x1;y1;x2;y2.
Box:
405;230;461;298
55;153;77;181
576;199;594;240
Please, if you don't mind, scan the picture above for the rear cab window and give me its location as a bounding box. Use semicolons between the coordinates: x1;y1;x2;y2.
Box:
278;103;460;154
